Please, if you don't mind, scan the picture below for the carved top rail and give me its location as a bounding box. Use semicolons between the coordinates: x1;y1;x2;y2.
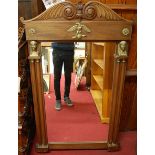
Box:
21;1;133;41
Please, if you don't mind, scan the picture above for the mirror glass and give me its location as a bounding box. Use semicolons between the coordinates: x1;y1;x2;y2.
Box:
41;41;116;142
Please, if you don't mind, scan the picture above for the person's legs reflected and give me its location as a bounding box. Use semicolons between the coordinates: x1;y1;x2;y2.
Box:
53;52;63;110
64;54;74;106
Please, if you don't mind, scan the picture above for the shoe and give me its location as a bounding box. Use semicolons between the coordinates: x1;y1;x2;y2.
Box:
64;97;73;107
55;100;61;111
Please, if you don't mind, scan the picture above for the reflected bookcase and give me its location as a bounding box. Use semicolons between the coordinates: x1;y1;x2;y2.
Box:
90;42;116;123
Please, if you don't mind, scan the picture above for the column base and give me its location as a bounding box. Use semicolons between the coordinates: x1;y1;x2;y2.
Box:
107;142;120;151
35;144;49;153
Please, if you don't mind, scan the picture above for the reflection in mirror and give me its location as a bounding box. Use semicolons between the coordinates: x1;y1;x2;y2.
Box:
41;41;116;142
41;43;51;94
43;74;50;93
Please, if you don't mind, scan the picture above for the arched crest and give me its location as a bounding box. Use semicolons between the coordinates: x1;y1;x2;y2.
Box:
21;1;127;22
21;1;133;41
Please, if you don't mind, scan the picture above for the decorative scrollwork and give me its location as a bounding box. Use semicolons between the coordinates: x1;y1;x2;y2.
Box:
84;1;122;21
63;4;76;20
21;1;124;21
31;2;77;20
83;5;97;20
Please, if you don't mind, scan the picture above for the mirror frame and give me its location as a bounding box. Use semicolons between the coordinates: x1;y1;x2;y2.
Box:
21;1;133;152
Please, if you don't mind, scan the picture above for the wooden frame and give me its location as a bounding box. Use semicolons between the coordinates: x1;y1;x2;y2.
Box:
21;1;133;152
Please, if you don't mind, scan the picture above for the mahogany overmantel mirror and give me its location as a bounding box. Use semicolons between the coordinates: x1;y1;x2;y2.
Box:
21;1;133;153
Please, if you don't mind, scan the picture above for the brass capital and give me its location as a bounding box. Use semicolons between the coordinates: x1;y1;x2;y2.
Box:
115;41;128;63
29;41;41;60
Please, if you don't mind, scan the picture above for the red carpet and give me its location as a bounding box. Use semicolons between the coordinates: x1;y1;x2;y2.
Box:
30;74;137;154
45;74;108;141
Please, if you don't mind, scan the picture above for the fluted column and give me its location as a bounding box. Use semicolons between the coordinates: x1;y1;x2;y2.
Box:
108;41;128;151
28;41;48;152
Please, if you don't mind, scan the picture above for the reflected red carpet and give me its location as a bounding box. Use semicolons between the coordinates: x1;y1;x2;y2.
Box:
46;74;108;141
30;74;136;155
